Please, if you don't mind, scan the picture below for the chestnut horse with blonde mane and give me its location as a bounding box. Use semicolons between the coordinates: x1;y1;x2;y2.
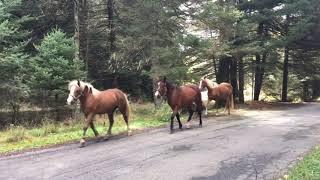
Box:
199;77;234;115
67;80;131;147
155;77;203;133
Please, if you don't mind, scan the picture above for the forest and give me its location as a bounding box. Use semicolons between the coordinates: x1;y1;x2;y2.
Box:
1;0;320;124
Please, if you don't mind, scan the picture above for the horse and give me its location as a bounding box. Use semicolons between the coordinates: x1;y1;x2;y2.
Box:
201;90;215;115
155;77;203;133
199;77;234;115
67;80;131;147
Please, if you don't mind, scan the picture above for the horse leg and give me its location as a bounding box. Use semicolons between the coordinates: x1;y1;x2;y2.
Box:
170;109;178;134
197;107;202;128
104;113;114;140
227;97;231;115
185;108;194;129
90;122;99;136
89;121;101;141
176;113;182;130
216;102;219;114
170;113;175;134
80;114;93;147
205;100;209;116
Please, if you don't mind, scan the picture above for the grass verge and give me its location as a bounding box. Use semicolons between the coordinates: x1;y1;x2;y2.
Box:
0;103;176;155
287;146;320;180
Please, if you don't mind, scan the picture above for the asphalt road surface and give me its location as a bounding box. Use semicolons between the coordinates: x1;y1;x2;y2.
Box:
1;103;320;180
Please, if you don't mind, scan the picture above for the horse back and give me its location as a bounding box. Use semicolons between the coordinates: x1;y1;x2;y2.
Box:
220;83;233;90
207;82;232;101
94;88;126;113
178;84;202;106
219;83;233;95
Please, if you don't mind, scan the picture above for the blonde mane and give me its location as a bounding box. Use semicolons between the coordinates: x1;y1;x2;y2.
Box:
68;80;100;96
202;78;218;89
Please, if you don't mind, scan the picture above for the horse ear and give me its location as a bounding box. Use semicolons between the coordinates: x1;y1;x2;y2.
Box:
89;87;93;94
77;80;81;87
83;85;89;94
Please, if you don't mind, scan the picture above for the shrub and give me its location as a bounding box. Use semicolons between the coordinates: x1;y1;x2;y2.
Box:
5;125;27;143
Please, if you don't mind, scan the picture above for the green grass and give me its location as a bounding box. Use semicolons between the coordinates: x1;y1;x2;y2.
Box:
0;103;176;154
287;146;320;180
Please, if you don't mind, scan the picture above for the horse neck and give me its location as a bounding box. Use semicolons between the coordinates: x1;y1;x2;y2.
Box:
82;85;100;96
90;87;100;96
203;80;213;90
165;82;178;100
79;94;93;109
207;85;219;99
79;95;87;107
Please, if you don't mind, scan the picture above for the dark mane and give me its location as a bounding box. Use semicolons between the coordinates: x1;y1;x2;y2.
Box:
165;81;179;90
185;84;201;92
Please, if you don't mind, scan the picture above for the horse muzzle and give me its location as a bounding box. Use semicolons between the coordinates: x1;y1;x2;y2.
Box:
154;91;161;99
67;96;75;105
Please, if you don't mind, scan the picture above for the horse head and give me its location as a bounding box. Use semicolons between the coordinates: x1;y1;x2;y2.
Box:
67;80;83;105
154;77;167;98
199;76;208;90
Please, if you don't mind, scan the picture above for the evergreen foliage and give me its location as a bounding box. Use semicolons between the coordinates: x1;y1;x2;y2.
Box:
0;0;320;111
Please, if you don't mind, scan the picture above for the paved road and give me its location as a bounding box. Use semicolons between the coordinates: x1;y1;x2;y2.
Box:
1;103;320;180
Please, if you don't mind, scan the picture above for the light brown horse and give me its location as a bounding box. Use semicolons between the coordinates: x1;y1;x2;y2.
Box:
155;77;203;133
67;80;131;147
199;77;234;115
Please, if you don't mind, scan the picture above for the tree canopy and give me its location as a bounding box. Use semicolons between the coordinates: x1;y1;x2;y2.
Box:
0;0;320;112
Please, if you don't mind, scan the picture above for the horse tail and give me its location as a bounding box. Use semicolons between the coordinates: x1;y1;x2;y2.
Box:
230;93;234;109
123;93;131;119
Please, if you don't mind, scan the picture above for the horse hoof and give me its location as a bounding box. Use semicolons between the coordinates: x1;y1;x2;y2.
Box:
170;130;174;134
127;130;132;136
79;139;86;148
185;123;191;129
95;136;103;142
103;135;111;141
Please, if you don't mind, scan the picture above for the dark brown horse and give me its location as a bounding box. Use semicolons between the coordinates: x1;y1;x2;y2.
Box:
199;77;234;115
155;77;203;133
67;80;131;147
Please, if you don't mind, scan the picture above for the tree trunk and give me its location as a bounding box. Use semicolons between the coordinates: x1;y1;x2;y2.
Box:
312;80;320;100
281;15;290;102
238;57;244;103
75;0;88;67
281;46;289;102
73;0;79;61
107;0;116;69
55;93;60;121
302;81;310;101
254;54;261;101
213;57;218;82
217;57;231;83
10;103;20;124
216;57;231;108
230;59;238;102
108;0;116;52
254;53;266;101
253;23;265;101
